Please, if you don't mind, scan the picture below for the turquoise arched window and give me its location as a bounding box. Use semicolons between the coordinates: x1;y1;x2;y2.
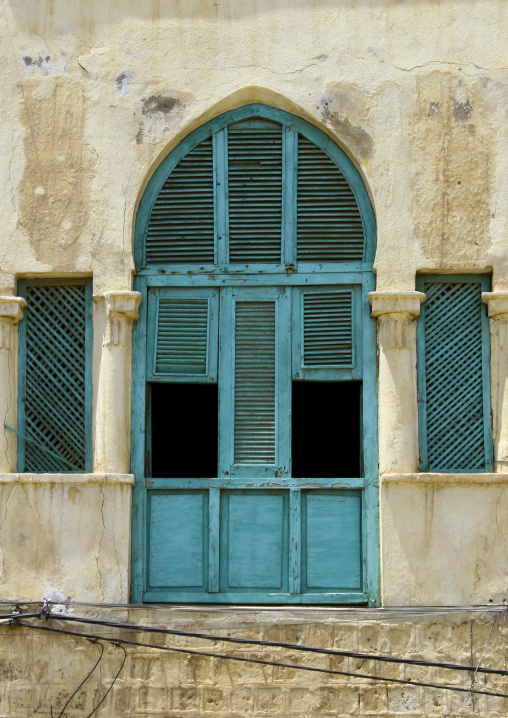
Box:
131;104;379;604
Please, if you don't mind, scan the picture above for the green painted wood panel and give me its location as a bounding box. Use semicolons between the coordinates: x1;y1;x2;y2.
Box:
219;287;291;479
148;491;208;589
417;275;493;473
146;287;219;382
131;104;379;605
220;491;288;592
302;491;362;592
234;301;276;464
18;279;92;473
145;137;214;264
297;135;364;262
228;120;283;263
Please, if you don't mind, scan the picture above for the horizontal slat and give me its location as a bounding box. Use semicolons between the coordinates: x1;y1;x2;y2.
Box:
297;136;364;262
234;302;276;463
228;124;282;263
303;291;353;366
146;139;214;264
156;299;209;374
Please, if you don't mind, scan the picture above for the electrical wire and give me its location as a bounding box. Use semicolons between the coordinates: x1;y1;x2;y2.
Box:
0;599;504;616
51;640;104;718
8;609;507;678
8;620;508;700
458;613;499;717
85;642;126;718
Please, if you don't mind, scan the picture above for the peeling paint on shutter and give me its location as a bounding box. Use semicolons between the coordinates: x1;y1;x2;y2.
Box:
146;138;214;264
23;283;88;472
303;290;353;367
421;279;489;472
228;121;283;263
297;135;364;262
234;301;276;463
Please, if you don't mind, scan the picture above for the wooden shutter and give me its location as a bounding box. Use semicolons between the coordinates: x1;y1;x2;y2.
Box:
219;287;291;478
145;138;215;264
227;120;283;263
418;276;492;472
292;286;362;381
297;135;364;262
19;280;92;472
146;287;218;382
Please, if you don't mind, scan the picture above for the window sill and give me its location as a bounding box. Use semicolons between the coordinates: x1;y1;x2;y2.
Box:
0;473;135;485
381;472;508;485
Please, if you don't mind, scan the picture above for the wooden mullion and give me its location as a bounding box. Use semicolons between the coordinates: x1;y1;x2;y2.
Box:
130;276;149;602
289;488;301;594
208;488;220;592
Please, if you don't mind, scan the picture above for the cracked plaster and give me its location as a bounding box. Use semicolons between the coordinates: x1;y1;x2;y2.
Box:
1;0;508;611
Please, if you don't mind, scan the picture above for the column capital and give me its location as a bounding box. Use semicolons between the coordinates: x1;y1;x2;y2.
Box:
482;292;508;318
94;292;142;347
369;291;426;318
0;296;26;324
103;291;142;321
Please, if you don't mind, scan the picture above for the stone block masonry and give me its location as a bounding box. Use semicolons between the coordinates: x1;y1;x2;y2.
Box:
1;606;507;717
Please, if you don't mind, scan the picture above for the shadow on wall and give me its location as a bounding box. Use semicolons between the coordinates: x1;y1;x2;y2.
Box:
7;0;491;27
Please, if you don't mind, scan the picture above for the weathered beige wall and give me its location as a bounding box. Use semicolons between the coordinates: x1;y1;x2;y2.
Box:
381;475;508;606
2;606;507;717
0;475;133;603
1;0;508;294
1;0;508;609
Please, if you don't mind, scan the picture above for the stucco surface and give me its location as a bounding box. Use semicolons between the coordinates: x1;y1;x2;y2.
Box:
1;606;507;717
0;0;508;611
1;1;508;293
0;476;133;603
381;477;508;605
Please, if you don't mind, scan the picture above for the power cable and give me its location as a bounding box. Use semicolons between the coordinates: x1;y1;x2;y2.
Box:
10;609;507;678
51;640;104;718
8;620;508;700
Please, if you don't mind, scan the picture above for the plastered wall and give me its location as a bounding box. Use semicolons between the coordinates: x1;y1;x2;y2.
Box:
2;607;508;718
1;0;508;609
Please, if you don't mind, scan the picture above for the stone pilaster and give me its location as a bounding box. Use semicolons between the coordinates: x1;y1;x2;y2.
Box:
0;297;26;473
482;292;508;472
369;291;425;475
94;291;141;474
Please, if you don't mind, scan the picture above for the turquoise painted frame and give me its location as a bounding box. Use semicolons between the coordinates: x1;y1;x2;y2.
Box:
17;277;93;473
416;274;493;473
134;103;376;270
131;104;379;605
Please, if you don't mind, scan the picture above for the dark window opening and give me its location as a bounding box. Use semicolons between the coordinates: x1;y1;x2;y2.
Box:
150;383;218;478
292;381;361;479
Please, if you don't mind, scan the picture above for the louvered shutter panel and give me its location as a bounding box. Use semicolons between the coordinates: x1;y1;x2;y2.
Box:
148;288;218;381
145;138;215;264
228;121;283;263
420;279;491;472
157;299;208;375
234;302;276;463
22;282;90;472
303;290;354;367
297;135;364;262
219;288;291;478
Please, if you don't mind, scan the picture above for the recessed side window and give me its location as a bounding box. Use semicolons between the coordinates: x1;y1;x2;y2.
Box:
417;275;493;472
17;278;93;473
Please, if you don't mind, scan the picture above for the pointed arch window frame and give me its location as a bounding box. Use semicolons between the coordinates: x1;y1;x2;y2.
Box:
131;104;379;606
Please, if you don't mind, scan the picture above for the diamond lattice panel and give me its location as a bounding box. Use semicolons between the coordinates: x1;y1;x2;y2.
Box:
424;281;485;471
25;284;86;472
